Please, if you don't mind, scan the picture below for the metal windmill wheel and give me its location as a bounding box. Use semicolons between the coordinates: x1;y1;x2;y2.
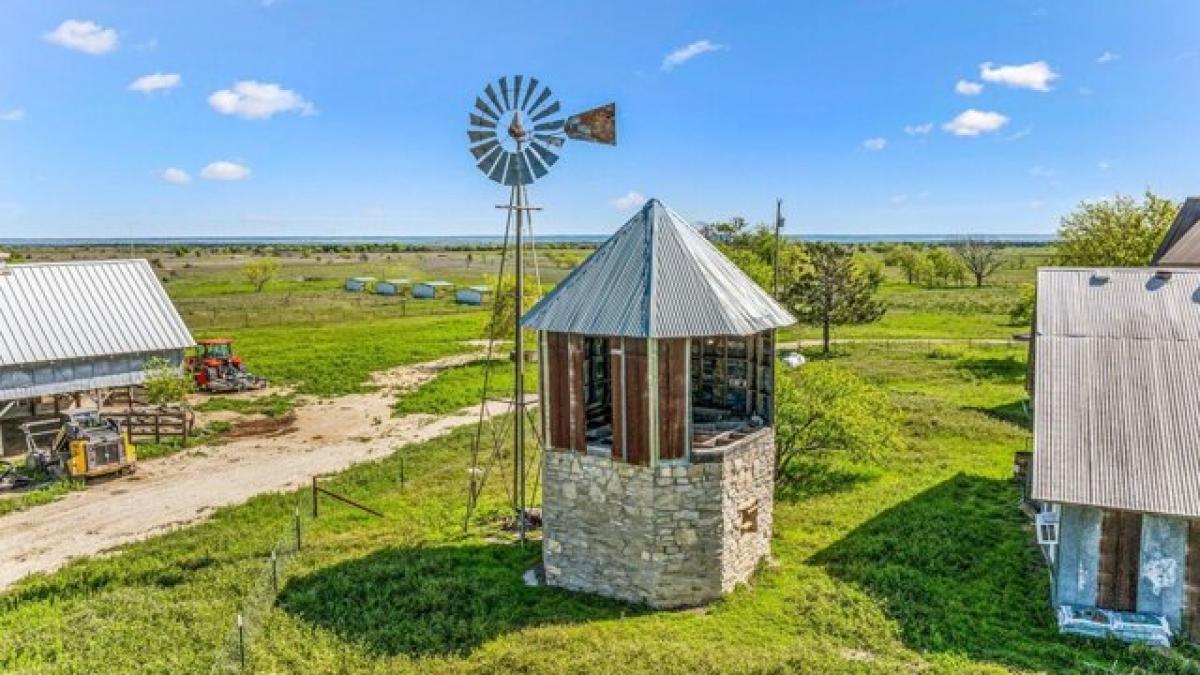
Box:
468;75;616;186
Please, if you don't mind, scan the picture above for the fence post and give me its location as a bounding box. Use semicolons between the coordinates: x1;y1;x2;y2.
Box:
270;548;278;594
399;454;405;492
312;476;318;519
154;413;161;444
237;613;245;669
294;506;301;550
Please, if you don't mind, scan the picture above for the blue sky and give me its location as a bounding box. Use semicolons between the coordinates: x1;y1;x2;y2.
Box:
2;1;1199;238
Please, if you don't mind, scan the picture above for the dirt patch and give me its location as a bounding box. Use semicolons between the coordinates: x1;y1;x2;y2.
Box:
225;414;298;438
0;350;494;591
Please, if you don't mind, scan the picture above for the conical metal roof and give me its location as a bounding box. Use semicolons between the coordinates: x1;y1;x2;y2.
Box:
521;198;795;338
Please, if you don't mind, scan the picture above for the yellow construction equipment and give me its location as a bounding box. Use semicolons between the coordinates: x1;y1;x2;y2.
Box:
22;410;137;479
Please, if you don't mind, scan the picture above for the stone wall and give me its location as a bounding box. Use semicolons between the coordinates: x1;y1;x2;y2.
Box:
541;429;775;608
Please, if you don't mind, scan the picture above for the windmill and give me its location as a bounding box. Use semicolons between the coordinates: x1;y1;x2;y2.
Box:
464;76;616;542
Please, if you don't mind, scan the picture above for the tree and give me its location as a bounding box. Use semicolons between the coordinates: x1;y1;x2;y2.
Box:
774;363;902;487
142;357;192;407
953;240;1006;287
1055;190;1178;267
783;243;885;354
1009;284;1036;326
486;274;539;340
241;258;280;292
923;247;966;288
884;245;923;285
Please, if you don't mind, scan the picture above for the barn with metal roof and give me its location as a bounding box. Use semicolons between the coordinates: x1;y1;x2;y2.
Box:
1030;266;1200;636
0;258;194;452
1151;197;1200;266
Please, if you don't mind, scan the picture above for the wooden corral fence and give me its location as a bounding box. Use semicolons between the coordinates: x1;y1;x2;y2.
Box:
110;407;194;444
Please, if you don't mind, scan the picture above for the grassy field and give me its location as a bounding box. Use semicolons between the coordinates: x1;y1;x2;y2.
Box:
4;341;1196;673
393;359;539;415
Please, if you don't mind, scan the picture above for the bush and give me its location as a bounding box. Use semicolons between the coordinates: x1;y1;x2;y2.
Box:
142;357;192;406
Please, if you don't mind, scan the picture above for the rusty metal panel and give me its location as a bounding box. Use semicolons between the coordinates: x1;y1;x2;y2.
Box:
623;339;650;465
657;338;688;461
568;334;586;453
565;102;616;145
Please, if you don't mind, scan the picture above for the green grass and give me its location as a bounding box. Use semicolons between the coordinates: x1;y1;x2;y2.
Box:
0;480;81;518
194;394;297;418
5;342;1199;673
203;313;488;397
393;359;539;415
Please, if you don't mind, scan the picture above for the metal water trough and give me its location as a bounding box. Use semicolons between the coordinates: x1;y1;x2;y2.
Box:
375;279;411;296
455;285;493;305
412;281;454;299
344;277;376;292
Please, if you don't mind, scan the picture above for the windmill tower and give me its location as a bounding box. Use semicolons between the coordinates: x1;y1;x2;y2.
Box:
464;76;616;541
521;199;797;607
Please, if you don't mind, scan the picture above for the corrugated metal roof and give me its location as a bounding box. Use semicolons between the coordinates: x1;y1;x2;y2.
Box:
0;259;194;368
1151;197;1200;266
1031;267;1200;517
521;198;796;338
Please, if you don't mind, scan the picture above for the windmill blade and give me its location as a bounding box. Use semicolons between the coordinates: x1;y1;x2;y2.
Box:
513;75;525;109
474;97;499;121
487;151;508;183
520;78;539;111
533;119;564;132
484;84;504;116
502;152;526;186
534;133;564;148
499;76;512;110
564;102;616;145
530;100;560;123
467;130;496;144
470;139;500;160
527;87;553;117
517;152;536;185
469;113;496;129
476;145;503;173
529;139;560;167
524;147;550;177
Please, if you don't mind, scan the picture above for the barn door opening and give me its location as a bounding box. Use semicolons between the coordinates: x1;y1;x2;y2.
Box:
1097;510;1142;612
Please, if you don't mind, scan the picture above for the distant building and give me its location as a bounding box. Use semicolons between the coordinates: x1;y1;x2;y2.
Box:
344;276;376;292
522;198;795;607
375;279;410;296
412;281;453;299
0;259;194;454
1030;266;1200;637
455;285;492;305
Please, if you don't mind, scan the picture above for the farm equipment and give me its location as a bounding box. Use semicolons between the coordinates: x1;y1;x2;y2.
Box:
22;410;137;480
187;338;268;393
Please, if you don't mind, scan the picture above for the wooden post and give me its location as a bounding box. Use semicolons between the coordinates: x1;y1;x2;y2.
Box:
312;476;318;518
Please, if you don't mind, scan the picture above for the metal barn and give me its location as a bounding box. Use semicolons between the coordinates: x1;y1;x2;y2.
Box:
375;278;411;296
1031;266;1200;638
412;281;453;299
455;285;492;305
344;276;376;292
522;198;795;607
0;259;194;455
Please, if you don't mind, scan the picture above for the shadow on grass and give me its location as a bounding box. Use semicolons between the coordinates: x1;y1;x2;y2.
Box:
956;355;1026;383
809;473;1164;672
777;459;876;502
280;542;640;658
970;399;1032;431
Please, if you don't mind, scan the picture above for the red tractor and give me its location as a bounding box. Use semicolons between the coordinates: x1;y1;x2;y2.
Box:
187;338;268;393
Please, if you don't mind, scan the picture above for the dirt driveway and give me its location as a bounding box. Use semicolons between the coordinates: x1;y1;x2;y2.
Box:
0;352;505;591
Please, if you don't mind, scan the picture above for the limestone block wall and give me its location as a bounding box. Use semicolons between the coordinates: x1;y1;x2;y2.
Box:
541;429;775;608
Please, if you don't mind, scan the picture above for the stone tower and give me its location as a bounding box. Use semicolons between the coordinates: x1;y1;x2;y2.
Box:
521;198;796;608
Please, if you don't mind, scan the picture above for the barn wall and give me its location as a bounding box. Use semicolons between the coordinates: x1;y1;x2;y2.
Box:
0;350;184;402
1137;514;1187;630
1054;504;1101;607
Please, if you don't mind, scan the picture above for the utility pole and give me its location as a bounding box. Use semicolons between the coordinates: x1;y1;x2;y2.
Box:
772;198;785;298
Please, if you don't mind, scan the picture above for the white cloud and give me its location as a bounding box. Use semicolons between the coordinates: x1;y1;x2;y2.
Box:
979;61;1058;91
1006;126;1033;141
1028;199;1045;209
942;109;1010;137
1029;165;1057;178
0;109;24;122
661;40;725;71
200;161;250;181
904;122;933;135
862;137;887;151
129;72;181;94
160;167;190;184
208;81;315;120
43;19;118;55
955;79;984;96
1097;51;1120;64
610;190;646;210
1098;161;1112;171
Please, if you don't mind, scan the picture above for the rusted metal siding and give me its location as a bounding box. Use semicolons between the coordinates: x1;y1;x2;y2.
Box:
521;199;795;339
1097;510;1142;612
657;338;688;461
1187;521;1200;641
623;339;650;465
568;334;586;453
610;339;624;461
1031;267;1200;517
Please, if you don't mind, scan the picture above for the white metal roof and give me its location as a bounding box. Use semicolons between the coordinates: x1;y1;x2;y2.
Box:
0;259;195;368
1031;267;1200;517
521;198;796;338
